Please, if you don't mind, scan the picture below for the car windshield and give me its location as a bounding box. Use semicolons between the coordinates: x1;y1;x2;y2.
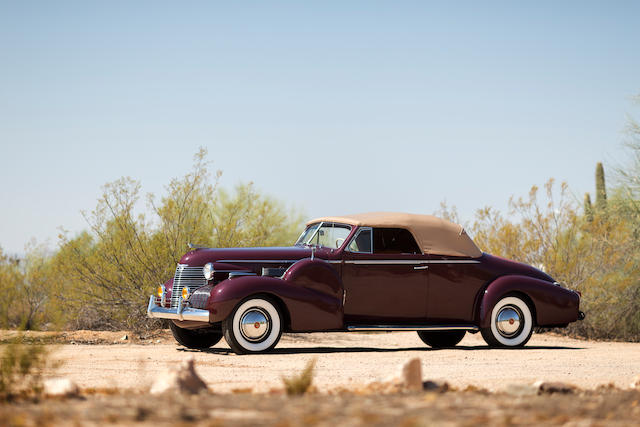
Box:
295;222;352;249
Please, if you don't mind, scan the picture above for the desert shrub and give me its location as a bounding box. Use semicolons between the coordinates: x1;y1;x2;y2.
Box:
0;245;61;330
282;359;316;395
0;336;50;400
456;176;640;341
51;148;303;332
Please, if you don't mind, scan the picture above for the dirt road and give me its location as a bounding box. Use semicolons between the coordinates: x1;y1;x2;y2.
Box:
47;331;639;393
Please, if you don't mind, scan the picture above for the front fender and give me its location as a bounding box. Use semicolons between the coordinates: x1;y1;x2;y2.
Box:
206;274;343;332
478;275;580;328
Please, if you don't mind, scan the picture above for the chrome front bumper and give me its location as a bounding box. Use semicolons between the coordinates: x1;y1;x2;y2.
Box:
146;295;211;322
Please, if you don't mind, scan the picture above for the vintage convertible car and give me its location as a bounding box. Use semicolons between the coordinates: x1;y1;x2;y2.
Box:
147;212;583;354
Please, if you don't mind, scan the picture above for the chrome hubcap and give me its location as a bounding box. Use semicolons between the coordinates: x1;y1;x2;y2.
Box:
240;308;270;342
496;306;522;337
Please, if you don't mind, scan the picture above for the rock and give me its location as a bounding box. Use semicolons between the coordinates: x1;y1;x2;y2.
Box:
43;378;79;397
533;380;576;395
504;383;538;397
423;380;449;393
630;376;640;389
121;334;128;341
150;357;207;395
401;358;423;391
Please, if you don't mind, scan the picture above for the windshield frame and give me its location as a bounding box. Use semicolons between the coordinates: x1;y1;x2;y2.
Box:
295;222;353;250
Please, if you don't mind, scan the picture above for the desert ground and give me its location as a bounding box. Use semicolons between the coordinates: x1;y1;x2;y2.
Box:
2;330;640;426
39;330;640;392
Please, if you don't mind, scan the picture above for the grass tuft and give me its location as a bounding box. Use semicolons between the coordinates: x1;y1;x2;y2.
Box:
282;358;316;396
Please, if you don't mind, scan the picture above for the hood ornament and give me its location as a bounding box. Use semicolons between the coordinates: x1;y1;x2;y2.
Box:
187;243;207;250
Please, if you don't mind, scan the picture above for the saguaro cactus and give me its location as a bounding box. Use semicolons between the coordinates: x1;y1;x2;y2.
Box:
584;193;594;222
595;162;607;211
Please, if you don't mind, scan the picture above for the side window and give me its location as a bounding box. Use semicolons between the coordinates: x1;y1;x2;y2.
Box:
373;228;421;254
347;228;372;253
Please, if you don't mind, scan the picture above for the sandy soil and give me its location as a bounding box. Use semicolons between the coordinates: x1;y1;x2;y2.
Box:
3;389;640;426
40;331;640;393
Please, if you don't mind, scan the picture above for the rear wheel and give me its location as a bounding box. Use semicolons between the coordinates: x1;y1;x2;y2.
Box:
169;322;223;349
222;297;283;354
481;296;534;347
417;330;466;348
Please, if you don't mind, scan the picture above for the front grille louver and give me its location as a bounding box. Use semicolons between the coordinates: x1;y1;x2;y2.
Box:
171;264;207;309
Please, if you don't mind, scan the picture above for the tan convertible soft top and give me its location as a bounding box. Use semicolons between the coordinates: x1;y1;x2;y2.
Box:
308;212;482;258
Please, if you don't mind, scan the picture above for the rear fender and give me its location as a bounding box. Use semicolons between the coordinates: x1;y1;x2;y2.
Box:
478;275;580;328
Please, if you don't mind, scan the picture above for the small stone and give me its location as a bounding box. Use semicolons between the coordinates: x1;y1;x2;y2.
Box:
43;378;79;397
150;357;207;395
505;383;538;397
121;334;128;341
401;358;423;391
423;379;449;393
630;375;640;389
533;380;576;395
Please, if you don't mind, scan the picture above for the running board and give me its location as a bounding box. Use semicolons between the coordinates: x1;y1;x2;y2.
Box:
346;324;479;332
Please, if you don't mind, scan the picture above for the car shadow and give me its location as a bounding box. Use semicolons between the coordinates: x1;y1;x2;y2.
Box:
177;344;584;355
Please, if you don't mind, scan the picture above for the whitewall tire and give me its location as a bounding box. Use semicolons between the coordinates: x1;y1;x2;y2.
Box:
481;296;534;347
223;298;282;354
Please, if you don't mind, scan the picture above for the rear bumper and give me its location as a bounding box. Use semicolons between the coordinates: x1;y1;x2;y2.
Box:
146;295;210;322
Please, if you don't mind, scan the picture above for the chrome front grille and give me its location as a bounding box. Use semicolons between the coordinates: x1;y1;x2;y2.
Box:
171;264;207;308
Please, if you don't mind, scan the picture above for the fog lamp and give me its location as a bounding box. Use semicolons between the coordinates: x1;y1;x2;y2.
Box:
181;287;190;300
156;285;163;298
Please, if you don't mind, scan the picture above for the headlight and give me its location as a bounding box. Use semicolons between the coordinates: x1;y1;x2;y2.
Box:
203;262;215;280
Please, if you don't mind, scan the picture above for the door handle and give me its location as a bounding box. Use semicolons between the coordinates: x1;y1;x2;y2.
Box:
413;265;429;270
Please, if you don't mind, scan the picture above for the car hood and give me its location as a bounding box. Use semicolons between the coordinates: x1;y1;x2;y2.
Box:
179;246;333;267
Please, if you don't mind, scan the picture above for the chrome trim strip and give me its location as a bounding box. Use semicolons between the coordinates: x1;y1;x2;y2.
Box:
147;295;210;322
346;324;479;332
345;260;423;265
229;271;258;279
423;260;481;264
344;260;481;265
218;260;300;264
217;259;479;266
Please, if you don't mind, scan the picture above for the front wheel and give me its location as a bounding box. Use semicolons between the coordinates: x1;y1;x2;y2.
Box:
481;296;534;347
169;322;223;349
417;330;466;348
222;297;283;354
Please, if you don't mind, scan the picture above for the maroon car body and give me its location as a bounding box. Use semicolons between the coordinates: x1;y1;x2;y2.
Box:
148;212;583;354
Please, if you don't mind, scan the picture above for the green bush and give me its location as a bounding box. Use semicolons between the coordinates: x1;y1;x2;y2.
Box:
0;336;50;400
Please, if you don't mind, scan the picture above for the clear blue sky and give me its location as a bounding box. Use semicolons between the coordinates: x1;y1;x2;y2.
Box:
1;1;638;255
